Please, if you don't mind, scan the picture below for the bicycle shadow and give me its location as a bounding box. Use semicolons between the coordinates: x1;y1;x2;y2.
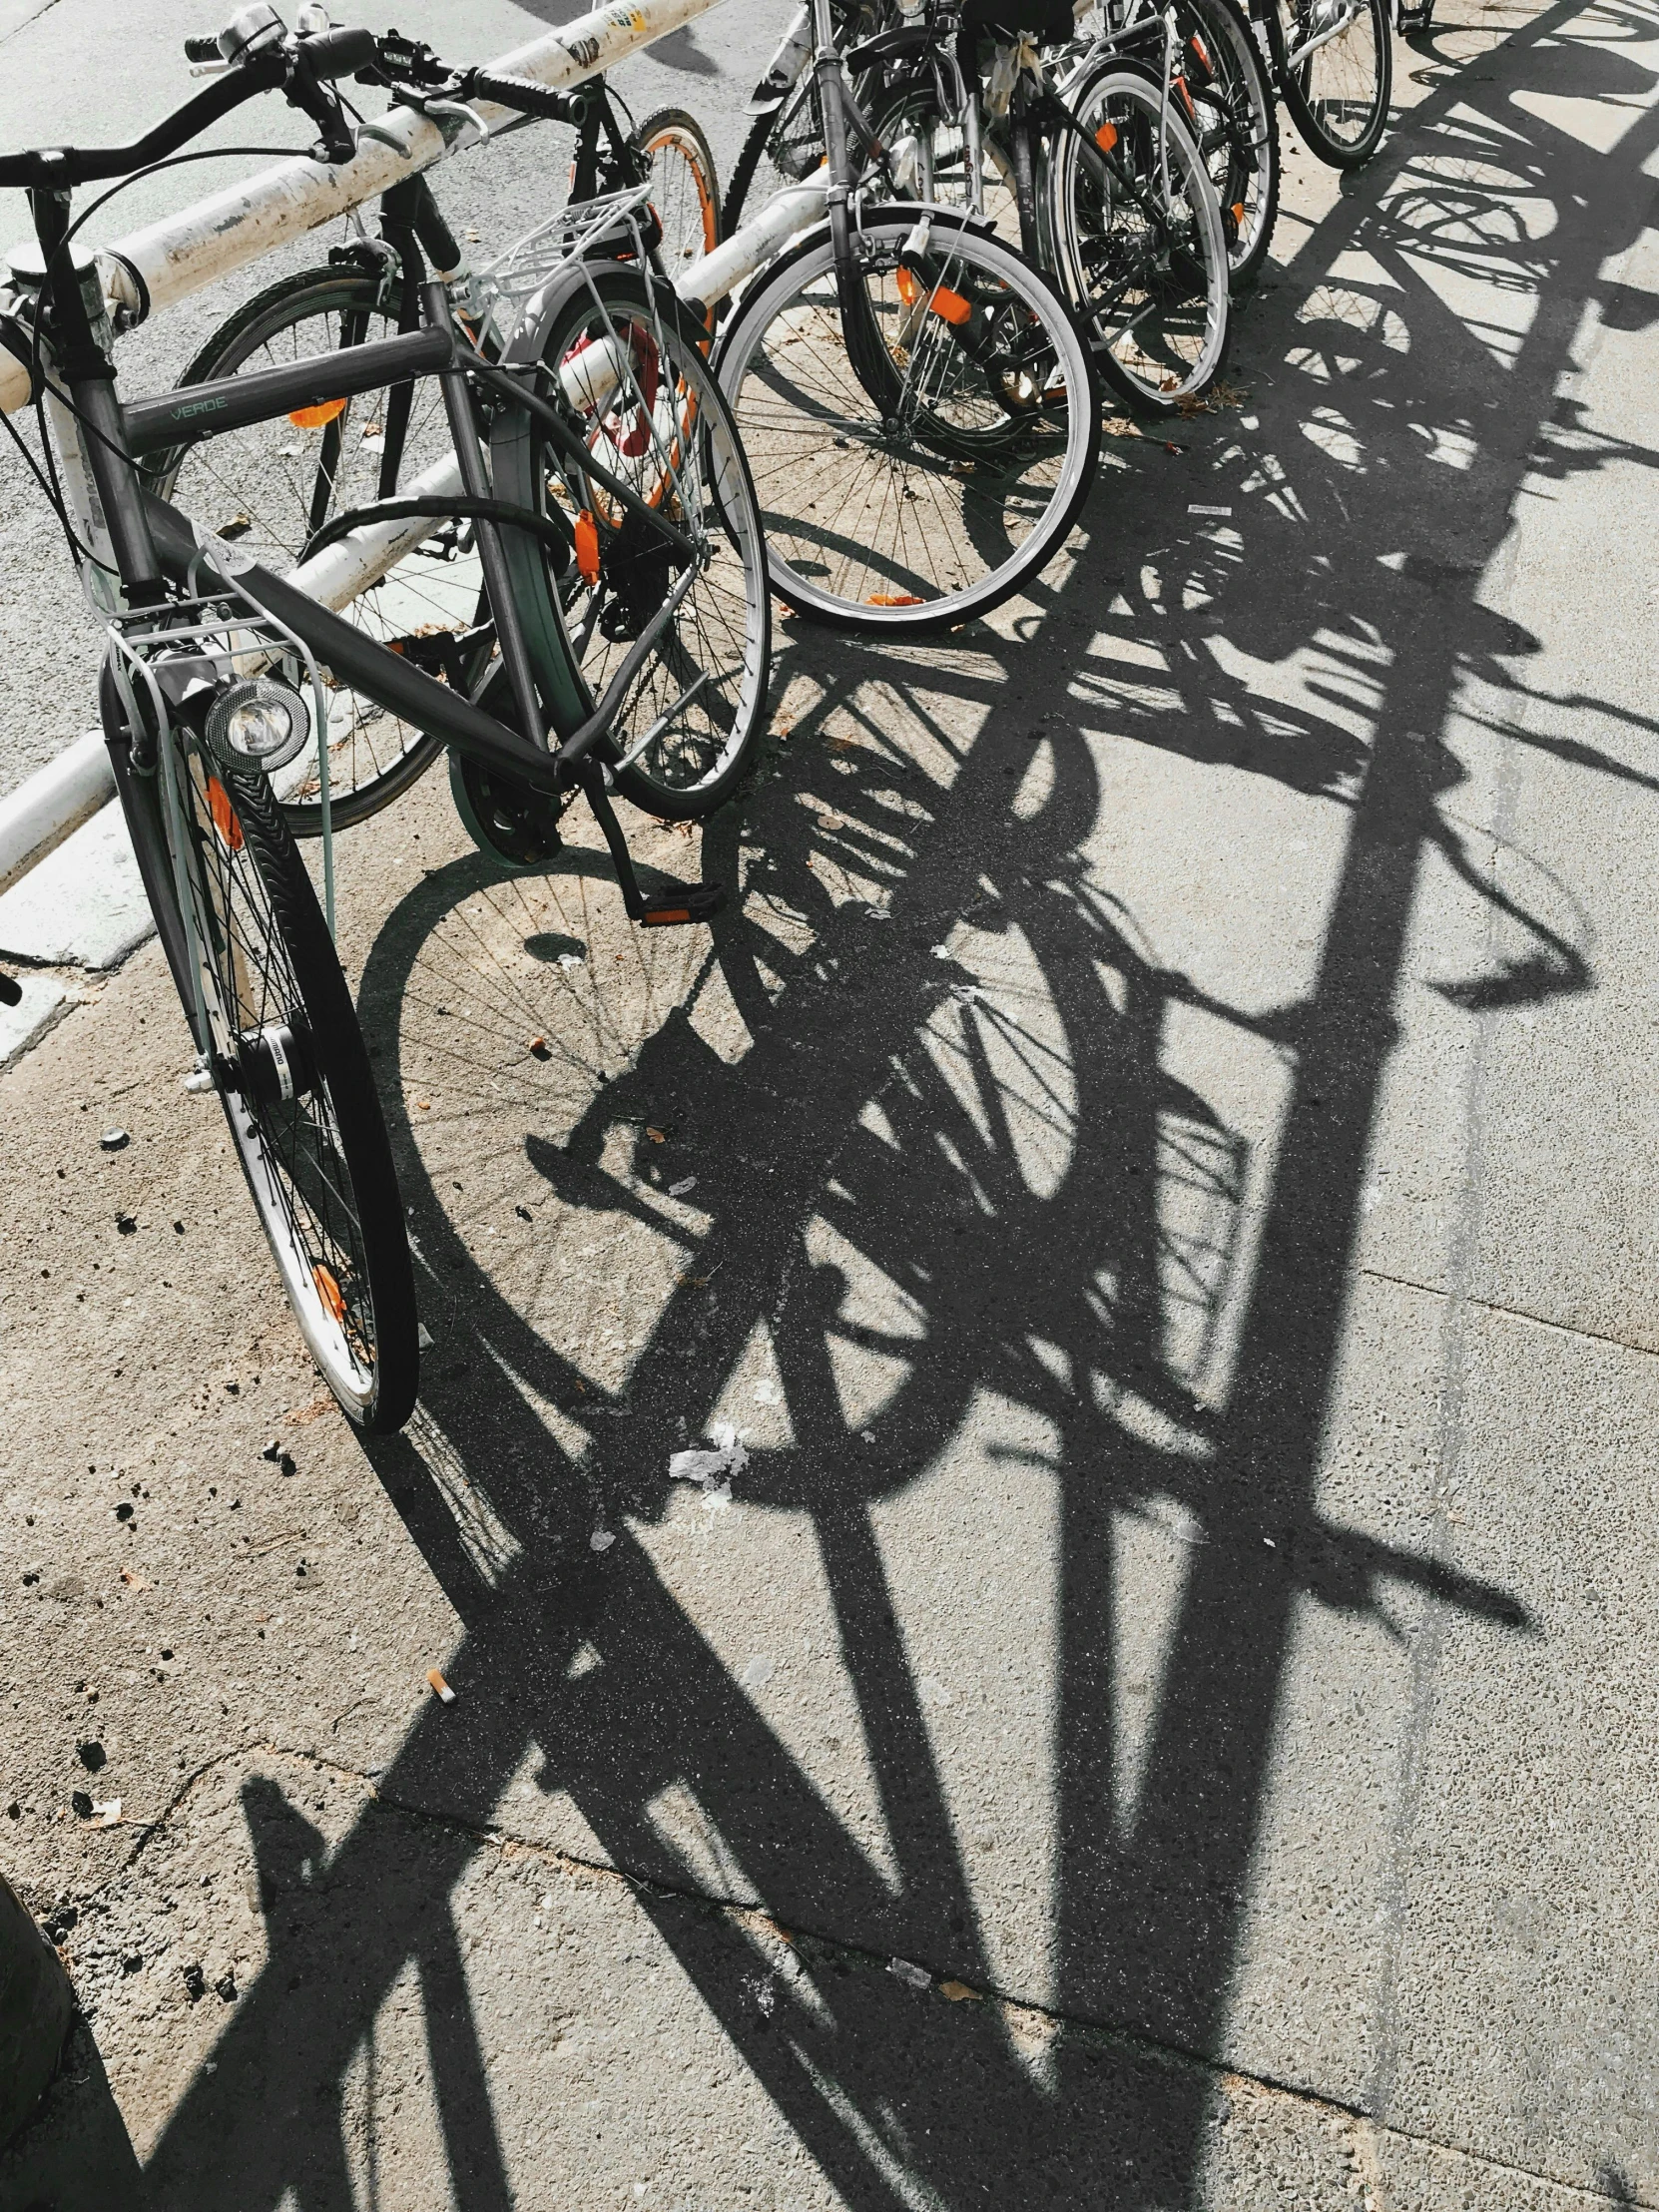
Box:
93;0;1659;2203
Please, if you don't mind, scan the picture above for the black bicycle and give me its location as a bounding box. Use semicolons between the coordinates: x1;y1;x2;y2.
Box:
0;12;771;1431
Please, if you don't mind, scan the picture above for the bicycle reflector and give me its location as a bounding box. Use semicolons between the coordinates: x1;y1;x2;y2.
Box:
206;677;309;775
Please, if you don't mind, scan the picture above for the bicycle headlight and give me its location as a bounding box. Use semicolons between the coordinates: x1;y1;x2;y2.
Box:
206;677;309;775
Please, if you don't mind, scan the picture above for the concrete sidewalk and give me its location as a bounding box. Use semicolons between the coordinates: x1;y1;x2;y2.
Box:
4;0;1659;2204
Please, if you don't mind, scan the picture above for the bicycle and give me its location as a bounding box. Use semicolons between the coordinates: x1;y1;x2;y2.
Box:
706;0;1105;634
0;12;771;1431
150;61;725;838
841;1;1232;414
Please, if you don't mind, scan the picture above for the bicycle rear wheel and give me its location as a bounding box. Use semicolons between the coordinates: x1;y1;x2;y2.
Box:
105;680;418;1429
1267;0;1391;167
1177;0;1281;290
713;209;1100;635
154;266;472;834
491;268;772;819
1047;59;1231;414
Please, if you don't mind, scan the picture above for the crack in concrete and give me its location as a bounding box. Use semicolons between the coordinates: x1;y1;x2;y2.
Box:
103;1739;1655;2211
1358;1263;1659;1365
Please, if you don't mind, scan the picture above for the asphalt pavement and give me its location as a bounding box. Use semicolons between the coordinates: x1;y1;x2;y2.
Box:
4;0;1659;2206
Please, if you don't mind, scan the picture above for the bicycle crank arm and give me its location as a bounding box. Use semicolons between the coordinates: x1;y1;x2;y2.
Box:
580;765;726;928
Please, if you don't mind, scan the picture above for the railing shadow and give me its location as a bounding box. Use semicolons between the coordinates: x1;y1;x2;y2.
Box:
104;1;1659;2202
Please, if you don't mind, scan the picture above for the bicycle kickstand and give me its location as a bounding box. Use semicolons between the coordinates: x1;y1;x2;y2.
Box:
579;765;728;929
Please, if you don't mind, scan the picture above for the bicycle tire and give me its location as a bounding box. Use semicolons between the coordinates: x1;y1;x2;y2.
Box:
155;266;472;836
714;208;1100;636
102;676;418;1431
1179;0;1281;290
1267;0;1391;168
491;267;773;819
637;105;722;277
1046;58;1231;415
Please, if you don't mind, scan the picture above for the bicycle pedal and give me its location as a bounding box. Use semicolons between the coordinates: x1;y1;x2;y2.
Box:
638;883;727;928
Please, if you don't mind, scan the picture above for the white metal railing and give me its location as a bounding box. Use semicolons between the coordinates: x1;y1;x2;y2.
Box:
0;0;720;416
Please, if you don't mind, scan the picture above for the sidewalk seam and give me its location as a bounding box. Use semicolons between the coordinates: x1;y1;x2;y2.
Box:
169;1742;1653;2212
1358;1264;1659;1366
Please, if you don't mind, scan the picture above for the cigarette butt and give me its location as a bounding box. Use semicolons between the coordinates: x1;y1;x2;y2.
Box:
426;1668;455;1703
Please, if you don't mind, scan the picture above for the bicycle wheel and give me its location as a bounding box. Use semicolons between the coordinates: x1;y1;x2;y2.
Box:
1267;0;1391;168
154;266;474;834
1177;0;1281;290
106;681;418;1430
491;267;772;820
714;209;1100;635
1046;59;1231;414
637;105;721;280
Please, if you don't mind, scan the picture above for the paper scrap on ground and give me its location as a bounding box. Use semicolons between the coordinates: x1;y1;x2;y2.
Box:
888;1956;930;1990
669;1423;747;1508
1188;504;1233;516
90;1798;123;1828
668;1177;698;1197
590;1528;616;1552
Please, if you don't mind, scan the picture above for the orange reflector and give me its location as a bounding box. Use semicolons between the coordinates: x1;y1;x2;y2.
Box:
575;509;600;587
1232;201;1246;226
641;908;692;927
312;1265;346;1324
1190;32;1212;70
896;265;920;306
1095;122;1118;153
1174;75;1197;120
867;593;924;607
287;397;347;428
206;776;243;851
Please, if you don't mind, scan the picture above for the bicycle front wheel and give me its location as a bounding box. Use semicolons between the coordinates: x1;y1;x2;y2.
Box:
713;211;1101;636
1048;60;1232;415
136;704;419;1430
1268;0;1391;168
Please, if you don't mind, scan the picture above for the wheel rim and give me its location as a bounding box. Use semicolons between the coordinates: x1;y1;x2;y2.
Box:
536;292;769;803
1058;76;1229;402
720;230;1088;626
1293;0;1383;149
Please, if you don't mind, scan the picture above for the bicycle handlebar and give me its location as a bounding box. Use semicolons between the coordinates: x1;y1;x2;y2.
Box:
0;58;281;189
461;67;578;126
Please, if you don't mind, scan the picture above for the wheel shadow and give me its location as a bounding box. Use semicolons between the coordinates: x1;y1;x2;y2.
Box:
106;1;1659;2204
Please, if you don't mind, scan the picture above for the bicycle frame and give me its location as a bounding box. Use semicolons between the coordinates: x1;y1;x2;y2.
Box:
23;174;718;961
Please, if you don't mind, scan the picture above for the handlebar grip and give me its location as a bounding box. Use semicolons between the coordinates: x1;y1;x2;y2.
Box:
183;34;221;62
301;24;378;79
466;69;573;124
